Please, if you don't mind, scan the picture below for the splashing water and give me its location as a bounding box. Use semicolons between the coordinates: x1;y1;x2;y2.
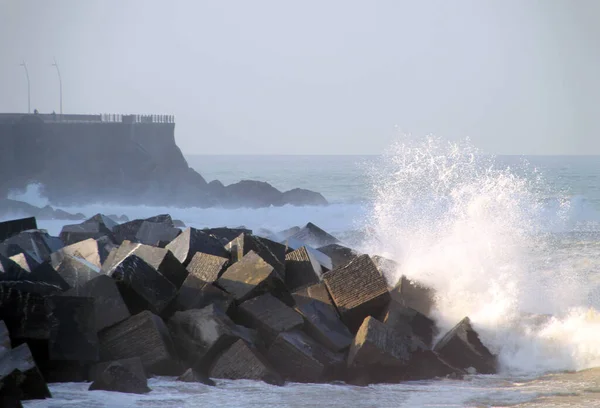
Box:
363;135;600;375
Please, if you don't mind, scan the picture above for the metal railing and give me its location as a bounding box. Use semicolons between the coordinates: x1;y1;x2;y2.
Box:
0;113;175;124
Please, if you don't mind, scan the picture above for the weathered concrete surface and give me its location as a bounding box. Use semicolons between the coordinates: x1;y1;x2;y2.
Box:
134;221;180;247
0;343;51;400
289;223;339;248
8;252;40;273
63;275;131;332
209;339;283;385
293;284;353;352
323;255;390;333
433;317;498;374
177;367;215;386
0;217;37;242
51;254;101;290
284;247;324;291
267;330;344;383
185;252;229;283
46;296;99;362
226;234;286;280
217;251;287;304
98;311;181;376
89;356;146;383
88;361;151;394
59;221;115;246
166;227;229;265
236;293;304;345
0;285;50;341
379;300;438;347
107;254;177;315
168;305;258;371
175;275;233;314
389;275;436;318
51;237;115;269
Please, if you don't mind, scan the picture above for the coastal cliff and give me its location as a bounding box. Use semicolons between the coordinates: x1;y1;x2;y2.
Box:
0;113;327;209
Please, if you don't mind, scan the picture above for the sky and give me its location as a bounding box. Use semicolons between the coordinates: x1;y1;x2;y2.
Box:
1;0;599;155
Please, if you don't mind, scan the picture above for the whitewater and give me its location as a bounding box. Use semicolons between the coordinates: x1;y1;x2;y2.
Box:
12;136;600;407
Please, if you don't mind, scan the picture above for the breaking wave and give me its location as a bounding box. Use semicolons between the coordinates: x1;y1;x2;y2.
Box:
363;135;600;375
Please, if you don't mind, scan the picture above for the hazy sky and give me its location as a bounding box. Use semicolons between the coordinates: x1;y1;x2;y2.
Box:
1;0;599;155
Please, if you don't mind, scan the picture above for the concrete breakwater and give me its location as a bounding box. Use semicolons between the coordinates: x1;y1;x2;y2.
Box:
0;215;498;404
0;113;327;209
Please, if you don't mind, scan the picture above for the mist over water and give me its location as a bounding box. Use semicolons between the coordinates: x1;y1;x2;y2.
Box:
362;135;600;375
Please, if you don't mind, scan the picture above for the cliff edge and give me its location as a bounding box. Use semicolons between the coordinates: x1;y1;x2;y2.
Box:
0;113;327;208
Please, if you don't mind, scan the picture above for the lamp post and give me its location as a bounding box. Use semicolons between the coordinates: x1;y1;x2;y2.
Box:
52;57;62;115
19;61;30;114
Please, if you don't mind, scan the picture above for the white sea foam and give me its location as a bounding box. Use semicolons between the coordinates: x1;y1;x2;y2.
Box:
362;135;600;375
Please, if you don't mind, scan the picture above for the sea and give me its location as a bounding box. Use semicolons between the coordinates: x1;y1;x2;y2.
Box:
11;135;600;407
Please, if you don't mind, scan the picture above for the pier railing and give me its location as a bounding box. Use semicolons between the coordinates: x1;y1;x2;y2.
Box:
0;113;175;124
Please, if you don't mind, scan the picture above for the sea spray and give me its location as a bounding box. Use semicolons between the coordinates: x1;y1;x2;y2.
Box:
362;135;600;374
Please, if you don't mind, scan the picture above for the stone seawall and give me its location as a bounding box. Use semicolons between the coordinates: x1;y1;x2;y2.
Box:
0;114;326;208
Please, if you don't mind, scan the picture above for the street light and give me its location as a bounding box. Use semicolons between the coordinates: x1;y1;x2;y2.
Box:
19;61;30;114
52;57;62;115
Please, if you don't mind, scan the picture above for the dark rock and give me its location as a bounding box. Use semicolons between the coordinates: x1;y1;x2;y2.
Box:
217;250;287;304
168;305;258;371
0;396;23;407
175;275;234;313
89;361;151;394
292;284;353;352
209;339;283;385
0;230;59;263
402;350;464;381
281;188;328;206
202;227;252;243
28;262;69;291
433;317;497;374
236;293;303;346
0;321;9;351
111;242;188;289
135;221;181;246
267;330;344;383
166;227;229;265
51;254;101;290
226;233;286;280
284;247;324;291
59;221;115;246
289;223;339;248
112;219;145;245
177;368;215;386
346;316;427;384
46;296;98;362
323;255;390;333
282;240;333;270
225;180;284;208
0;343;51;400
89;357;146;382
83;213;119;231
51;237;116;269
379;300;437;347
98;311;181;376
0;255;29;281
8;252;40;273
389;275;435;317
63;275;131;332
316;244;358;270
0;280;62;297
0;217;37;242
0;284;50;341
185;252;229;283
106;254;177;315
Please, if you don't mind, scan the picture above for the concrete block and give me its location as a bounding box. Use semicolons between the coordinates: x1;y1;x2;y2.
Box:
323;255;390;333
166;227;229;265
186;252;229;283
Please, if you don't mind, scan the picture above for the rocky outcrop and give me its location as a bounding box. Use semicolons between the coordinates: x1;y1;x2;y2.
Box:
0;114;328;209
0;215;501;398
